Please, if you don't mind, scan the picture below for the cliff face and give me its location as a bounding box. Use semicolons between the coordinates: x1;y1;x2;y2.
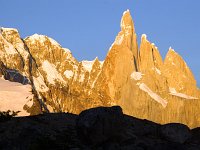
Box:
0;10;200;128
163;48;199;97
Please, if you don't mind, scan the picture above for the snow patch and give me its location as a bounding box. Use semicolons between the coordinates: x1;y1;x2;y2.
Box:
138;83;168;107
63;48;71;54
120;9;130;29
131;72;143;80
26;34;61;47
48;37;61;47
99;61;104;67
33;74;49;92
0;34;17;55
123;9;130;15
141;34;147;40
26;34;46;43
79;73;85;82
82;60;95;72
47;104;54;112
64;70;74;79
1;27;18;33
169;47;175;52
115;34;124;45
42;60;65;84
0;78;33;116
152;67;161;75
169;87;198;99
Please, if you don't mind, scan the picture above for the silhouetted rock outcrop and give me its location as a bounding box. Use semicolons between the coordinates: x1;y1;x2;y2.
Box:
0;106;200;150
160;123;191;144
76;106;126;145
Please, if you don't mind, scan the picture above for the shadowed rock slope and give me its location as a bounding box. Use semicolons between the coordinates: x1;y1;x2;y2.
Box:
0;106;200;150
0;10;199;128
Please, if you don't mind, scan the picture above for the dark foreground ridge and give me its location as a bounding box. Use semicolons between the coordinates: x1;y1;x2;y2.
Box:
0;106;200;150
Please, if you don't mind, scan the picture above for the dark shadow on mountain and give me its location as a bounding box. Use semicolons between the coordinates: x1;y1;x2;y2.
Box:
0;106;200;150
0;61;29;85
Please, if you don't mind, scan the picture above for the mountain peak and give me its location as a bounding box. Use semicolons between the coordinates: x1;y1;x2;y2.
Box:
120;9;134;32
141;34;147;40
139;34;163;72
123;9;130;14
25;33;45;41
164;47;199;98
168;47;176;53
25;34;61;47
165;47;179;61
94;56;99;62
0;27;18;33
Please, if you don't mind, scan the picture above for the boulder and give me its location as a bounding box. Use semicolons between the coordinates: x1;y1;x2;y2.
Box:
160;123;191;144
76;106;126;145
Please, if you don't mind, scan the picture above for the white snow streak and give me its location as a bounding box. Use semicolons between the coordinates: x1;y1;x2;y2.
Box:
152;67;161;75
138;83;168;107
33;74;49;92
169;87;198;99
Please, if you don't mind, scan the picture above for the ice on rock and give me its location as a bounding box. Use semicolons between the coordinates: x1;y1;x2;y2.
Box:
115;34;124;45
169;87;198;99
64;70;74;79
81;60;95;72
152;67;161;75
42;60;65;84
49;37;61;47
25;34;61;47
138;83;168;107
0;34;17;55
141;34;147;40
33;73;49;92
63;48;71;54
131;72;143;80
1;27;18;33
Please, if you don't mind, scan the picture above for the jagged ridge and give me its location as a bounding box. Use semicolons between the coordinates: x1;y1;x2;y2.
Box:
0;10;200;128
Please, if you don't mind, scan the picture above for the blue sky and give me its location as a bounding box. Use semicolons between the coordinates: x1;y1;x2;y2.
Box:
0;0;199;86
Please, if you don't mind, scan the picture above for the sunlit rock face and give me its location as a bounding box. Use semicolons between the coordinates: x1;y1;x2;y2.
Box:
95;10;137;106
163;47;199;98
0;10;200;128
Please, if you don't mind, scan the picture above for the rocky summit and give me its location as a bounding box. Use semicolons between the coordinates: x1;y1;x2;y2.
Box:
0;10;200;128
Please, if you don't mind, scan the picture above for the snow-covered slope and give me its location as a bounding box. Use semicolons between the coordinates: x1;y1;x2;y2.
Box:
0;78;33;116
